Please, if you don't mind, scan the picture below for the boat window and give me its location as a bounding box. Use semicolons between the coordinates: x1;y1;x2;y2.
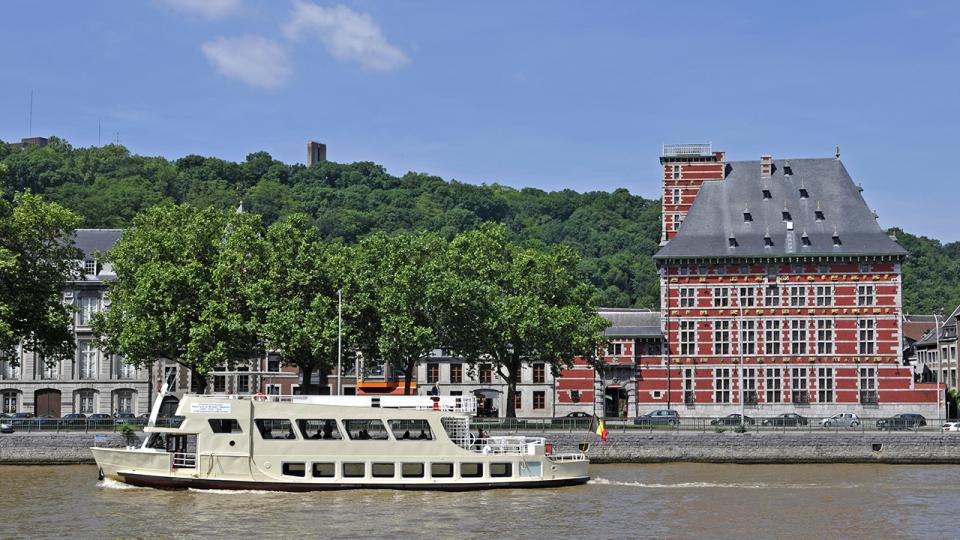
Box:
430;463;454;478
344;419;390;440
401;463;424;478
208;419;242;434
297;419;342;440
255;419;297;440
490;463;512;478
312;462;335;478
282;463;306;477
343;462;365;478
460;463;483;478
389;419;433;440
372;463;395;478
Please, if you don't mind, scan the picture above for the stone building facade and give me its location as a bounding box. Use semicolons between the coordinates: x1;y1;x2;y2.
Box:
0;229;152;417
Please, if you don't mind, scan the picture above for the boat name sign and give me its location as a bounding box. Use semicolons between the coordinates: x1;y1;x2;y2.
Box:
190;403;232;414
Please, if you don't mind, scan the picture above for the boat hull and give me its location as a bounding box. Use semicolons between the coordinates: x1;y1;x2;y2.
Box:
117;471;590;492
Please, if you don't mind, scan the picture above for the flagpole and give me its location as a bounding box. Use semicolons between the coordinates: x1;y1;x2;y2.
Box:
337;288;343;396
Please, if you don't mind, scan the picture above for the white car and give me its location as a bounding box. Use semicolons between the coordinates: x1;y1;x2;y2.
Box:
942;422;960;432
0;421;12;434
820;412;861;428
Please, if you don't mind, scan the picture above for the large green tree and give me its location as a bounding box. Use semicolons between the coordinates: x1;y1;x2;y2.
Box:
349;231;449;395
93;204;263;391
444;223;610;417
0;191;82;364
251;214;347;394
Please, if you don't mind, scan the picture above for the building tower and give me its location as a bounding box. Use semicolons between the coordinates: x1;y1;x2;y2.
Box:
307;141;327;167
659;143;725;245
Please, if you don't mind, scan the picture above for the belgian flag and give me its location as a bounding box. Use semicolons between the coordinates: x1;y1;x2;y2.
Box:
589;414;609;443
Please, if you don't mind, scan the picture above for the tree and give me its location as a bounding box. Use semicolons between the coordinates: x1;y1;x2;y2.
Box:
93;204;263;391
251;214;347;394
444;223;610;417
0;191;82;364
349;231;448;395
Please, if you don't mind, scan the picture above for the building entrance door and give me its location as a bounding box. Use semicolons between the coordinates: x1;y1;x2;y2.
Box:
605;387;628;418
35;389;61;417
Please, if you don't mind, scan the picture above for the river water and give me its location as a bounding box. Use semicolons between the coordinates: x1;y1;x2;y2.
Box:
3;463;958;539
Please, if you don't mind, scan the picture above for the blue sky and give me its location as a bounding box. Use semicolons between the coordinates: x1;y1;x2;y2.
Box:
2;1;958;240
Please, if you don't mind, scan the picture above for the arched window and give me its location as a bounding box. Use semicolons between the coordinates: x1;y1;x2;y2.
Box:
114;389;136;414
76;389;98;414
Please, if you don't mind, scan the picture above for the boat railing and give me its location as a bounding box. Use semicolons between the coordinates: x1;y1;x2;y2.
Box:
172;452;197;468
194;394;478;413
549;452;588;463
472;436;545;456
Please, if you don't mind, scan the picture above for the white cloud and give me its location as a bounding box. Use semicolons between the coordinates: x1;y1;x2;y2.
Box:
201;36;293;89
159;0;243;19
283;1;408;71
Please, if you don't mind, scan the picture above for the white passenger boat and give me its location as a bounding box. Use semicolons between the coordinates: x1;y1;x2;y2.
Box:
92;383;589;491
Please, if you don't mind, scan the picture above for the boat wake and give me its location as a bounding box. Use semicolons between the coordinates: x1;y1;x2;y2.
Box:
588;477;846;489
187;488;275;495
97;478;146;490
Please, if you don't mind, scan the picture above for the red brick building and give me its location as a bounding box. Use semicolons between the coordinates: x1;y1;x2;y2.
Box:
647;144;938;418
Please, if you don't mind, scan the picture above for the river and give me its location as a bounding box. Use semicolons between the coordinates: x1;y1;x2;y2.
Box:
3;463;958;539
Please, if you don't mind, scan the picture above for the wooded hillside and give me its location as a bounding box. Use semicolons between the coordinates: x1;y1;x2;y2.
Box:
1;137;953;314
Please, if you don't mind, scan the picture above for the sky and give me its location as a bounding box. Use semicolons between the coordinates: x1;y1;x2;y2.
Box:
1;1;958;240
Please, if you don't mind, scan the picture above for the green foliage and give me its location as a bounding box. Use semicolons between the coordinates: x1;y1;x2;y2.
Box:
348;231;449;394
443;223;610;416
0;191;83;364
251;214;346;394
92;204;263;389
6;138;960;316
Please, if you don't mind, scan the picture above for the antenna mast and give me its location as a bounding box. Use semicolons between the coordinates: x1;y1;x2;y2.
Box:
29;89;33;136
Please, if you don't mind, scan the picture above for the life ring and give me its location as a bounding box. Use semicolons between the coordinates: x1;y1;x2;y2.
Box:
253;392;267;402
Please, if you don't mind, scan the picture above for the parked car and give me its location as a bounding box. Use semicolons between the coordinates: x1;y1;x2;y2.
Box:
11;412;35;427
136;413;151;424
711;414;754;426
87;413;114;427
762;413;809;427
820;412;861;428
114;413;137;424
0;421;12;434
552;411;591;425
876;413;926;431
634;409;681;427
62;413;87;426
942;422;960;432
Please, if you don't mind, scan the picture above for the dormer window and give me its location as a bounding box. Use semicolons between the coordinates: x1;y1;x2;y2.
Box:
764;235;774;247
815;210;825;221
832;233;841;246
784;165;793;176
801;233;811;246
83;260;97;276
782;210;792;221
762;189;772;199
743;211;753;222
728;236;738;247
799;188;808;198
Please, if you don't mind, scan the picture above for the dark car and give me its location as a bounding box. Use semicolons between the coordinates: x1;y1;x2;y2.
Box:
114;413;137;424
62;413;87;426
552;411;592;426
87;413;114;427
11;412;35;427
877;413;927;431
634;409;681;427
762;413;808;427
136;413;151;424
711;414;754;426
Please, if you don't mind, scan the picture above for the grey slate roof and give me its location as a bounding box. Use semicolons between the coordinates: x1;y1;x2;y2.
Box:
598;308;662;337
654;158;907;260
73;229;122;259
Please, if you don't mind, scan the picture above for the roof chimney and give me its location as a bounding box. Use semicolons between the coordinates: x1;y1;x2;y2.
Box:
760;155;773;177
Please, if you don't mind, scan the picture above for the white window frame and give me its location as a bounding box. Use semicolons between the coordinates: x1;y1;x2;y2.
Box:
816;320;833;354
679;320;696;355
764;320;781;355
790;320;807;355
817;367;834;403
740;320;756;355
815;285;833;307
858;319;876;355
713;320;730;355
857;285;875;306
679;288;696;308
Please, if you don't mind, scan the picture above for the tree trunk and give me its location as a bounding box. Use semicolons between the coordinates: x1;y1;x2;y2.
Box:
403;359;415;395
504;358;520;418
301;365;313;395
190;368;208;394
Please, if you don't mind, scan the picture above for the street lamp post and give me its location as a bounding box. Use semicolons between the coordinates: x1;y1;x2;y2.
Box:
738;290;745;427
935;312;942;426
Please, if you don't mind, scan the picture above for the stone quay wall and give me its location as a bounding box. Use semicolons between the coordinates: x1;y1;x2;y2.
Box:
4;431;960;465
0;433;142;464
534;431;960;464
